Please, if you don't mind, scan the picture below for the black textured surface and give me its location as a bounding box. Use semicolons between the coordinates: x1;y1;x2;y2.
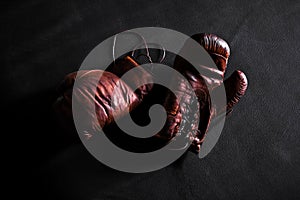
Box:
3;0;300;199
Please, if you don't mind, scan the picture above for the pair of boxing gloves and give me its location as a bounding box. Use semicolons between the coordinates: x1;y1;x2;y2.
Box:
54;33;248;154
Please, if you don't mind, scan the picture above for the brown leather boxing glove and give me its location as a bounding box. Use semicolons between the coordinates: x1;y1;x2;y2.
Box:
163;33;248;153
54;56;153;141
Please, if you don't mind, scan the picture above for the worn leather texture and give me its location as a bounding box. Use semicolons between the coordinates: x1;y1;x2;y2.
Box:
3;0;299;199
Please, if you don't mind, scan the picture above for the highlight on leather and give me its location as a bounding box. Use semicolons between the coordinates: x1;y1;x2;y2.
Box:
224;70;248;113
192;33;230;75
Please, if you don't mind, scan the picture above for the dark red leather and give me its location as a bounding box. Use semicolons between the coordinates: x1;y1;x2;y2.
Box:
54;34;248;154
159;33;248;153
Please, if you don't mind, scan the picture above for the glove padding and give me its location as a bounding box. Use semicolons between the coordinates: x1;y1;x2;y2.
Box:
54;56;153;140
167;33;248;153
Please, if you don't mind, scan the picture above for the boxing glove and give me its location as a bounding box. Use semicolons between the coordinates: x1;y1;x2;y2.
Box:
163;33;248;153
54;56;153;141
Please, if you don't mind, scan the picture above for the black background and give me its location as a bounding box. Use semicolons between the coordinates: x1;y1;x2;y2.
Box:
2;0;300;199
